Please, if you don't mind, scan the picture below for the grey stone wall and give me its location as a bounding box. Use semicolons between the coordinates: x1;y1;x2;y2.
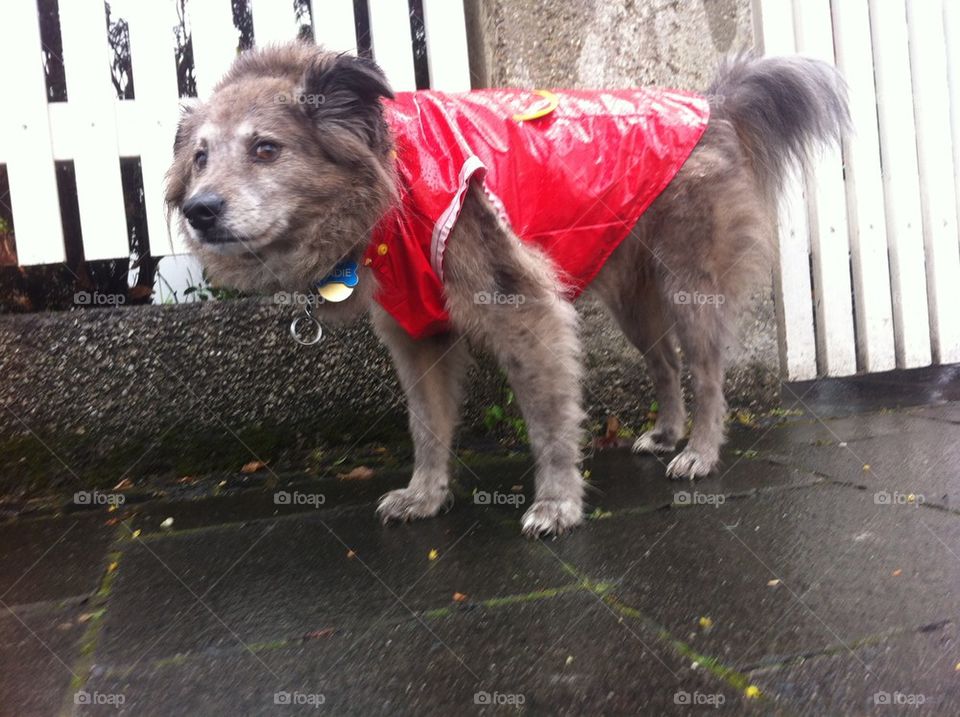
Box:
0;0;782;488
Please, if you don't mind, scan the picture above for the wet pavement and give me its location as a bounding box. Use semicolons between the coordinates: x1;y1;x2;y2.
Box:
2;372;960;715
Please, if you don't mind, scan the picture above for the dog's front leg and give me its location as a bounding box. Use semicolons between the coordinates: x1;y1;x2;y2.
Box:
372;307;469;523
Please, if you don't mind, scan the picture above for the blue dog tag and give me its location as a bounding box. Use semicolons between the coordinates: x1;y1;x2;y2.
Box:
315;260;359;289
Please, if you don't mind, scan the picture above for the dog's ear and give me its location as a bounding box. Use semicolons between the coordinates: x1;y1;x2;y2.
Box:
172;103;198;153
300;53;394;152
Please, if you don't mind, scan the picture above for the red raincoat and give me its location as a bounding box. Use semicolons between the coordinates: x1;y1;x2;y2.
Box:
363;88;710;339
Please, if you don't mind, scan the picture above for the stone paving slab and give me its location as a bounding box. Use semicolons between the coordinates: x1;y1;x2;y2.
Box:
784;365;960;417
0;604;87;717
81;593;765;716
95;505;574;666
754;414;960;509
0;513;114;605
747;621;959;716
549;484;960;673
910;403;960;425
2;394;959;715
576;445;823;516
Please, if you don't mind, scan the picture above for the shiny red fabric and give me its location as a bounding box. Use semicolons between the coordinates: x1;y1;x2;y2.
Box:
364;88;710;339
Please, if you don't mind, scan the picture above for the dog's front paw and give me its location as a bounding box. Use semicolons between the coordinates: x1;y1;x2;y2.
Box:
632;429;678;455
377;487;452;524
665;449;718;480
521;498;583;537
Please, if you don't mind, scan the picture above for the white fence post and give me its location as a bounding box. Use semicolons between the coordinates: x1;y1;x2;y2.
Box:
0;0;67;265
752;0;819;380
251;0;301;46
948;1;960;245
57;0;130;262
906;0;960;365
422;0;472;91
830;0;896;373
126;0;188;256
869;0;933;368
313;0;358;54
367;0;417;91
793;0;857;377
190;0;239;99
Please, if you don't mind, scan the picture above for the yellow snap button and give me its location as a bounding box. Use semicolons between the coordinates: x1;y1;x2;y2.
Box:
513;89;560;122
377;243;389;256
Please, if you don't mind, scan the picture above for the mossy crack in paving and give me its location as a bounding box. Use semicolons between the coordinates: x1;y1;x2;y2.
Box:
57;526;127;717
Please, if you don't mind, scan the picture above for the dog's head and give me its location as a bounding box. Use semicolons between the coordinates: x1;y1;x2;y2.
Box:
165;43;396;293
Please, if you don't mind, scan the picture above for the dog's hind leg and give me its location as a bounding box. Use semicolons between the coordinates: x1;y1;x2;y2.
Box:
592;268;686;455
373;307;469;523
665;301;728;479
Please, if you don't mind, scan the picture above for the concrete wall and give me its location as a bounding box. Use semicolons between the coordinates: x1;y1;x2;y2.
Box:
0;0;782;488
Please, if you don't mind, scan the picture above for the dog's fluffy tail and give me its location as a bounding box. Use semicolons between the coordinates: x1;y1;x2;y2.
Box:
708;53;849;198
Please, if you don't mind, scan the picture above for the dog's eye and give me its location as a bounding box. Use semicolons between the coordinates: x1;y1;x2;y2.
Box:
253;141;280;162
194;150;207;170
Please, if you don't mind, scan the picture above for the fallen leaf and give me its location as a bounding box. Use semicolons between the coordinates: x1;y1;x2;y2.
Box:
891;569;902;577
176;475;197;485
113;478;134;491
698;616;713;630
131;529;141;539
863;464;871;472
241;460;269;474
303;628;335;640
511;485;523;492
338;466;375;481
594;415;622;448
745;685;761;699
160;517;174;529
452;592;468;602
346;550;356;559
127;285;154;301
105;511;138;526
767;579;781;587
428;549;439;561
107;561;118;573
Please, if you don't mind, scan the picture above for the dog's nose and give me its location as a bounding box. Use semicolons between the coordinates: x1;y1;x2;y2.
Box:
182;192;225;232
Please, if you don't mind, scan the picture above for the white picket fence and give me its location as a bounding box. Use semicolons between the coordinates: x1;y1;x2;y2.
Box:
3;0;959;380
0;0;470;296
754;0;960;378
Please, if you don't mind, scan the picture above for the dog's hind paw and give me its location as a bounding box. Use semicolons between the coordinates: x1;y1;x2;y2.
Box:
632;430;677;455
665;449;718;480
521;498;583;537
377;487;452;524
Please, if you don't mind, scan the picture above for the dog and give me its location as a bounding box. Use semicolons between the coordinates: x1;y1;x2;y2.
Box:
166;42;848;536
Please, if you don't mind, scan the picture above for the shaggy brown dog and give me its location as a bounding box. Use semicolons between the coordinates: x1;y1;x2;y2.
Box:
166;43;847;536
